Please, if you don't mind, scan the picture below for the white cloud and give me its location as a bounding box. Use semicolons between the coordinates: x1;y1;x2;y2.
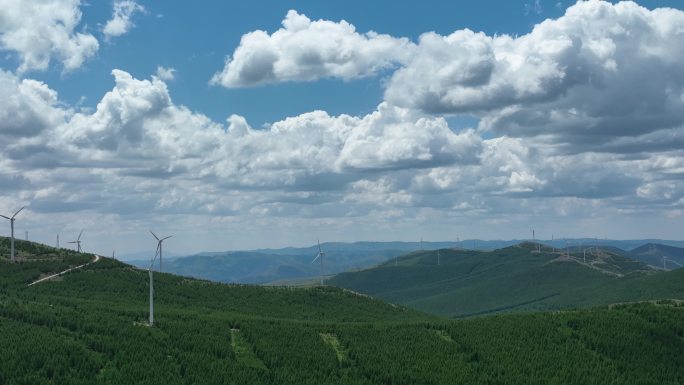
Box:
5;70;483;207
385;1;684;150
0;70;67;138
102;0;145;40
211;10;414;88
155;66;176;81
0;0;99;72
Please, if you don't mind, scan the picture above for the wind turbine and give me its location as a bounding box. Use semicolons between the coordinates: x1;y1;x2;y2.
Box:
68;230;83;253
663;256;667;270
1;206;25;262
437;249;441;266
530;227;540;253
311;240;325;285
150;231;172;272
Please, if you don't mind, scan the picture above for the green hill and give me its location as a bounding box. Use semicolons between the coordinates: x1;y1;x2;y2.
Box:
629;242;684;269
2;240;684;384
329;242;684;317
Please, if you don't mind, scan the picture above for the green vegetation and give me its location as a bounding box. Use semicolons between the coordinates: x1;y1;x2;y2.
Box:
1;240;684;384
329;243;684;317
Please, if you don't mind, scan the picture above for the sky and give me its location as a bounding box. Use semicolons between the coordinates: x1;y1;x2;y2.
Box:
1;0;684;258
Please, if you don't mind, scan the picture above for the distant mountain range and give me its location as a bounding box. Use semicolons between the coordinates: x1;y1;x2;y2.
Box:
329;242;684;317
128;241;448;284
126;239;684;284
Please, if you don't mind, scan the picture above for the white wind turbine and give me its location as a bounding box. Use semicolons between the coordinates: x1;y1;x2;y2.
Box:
1;206;24;262
148;231;172;326
150;231;172;272
68;230;83;253
311;240;326;285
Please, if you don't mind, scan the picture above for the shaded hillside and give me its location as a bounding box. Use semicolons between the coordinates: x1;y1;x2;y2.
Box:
328;243;682;317
629;243;684;269
2;240;684;384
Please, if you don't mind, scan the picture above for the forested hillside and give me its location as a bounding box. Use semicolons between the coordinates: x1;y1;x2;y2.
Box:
1;240;684;384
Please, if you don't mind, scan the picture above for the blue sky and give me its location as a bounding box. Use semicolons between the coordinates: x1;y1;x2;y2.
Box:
1;1;684;257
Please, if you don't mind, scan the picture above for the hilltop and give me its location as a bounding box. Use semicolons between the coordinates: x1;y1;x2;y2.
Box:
329;243;684;317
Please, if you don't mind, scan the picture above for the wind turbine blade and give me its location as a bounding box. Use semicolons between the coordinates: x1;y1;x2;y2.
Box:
67;241;77;244
77;230;83;241
0;214;10;220
312;254;320;264
161;235;172;241
12;206;25;219
150;230;160;240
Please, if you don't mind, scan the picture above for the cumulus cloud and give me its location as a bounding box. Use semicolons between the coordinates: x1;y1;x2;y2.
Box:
0;0;98;72
3;70;484;219
102;0;145;40
385;1;684;150
3;68;682;224
0;70;67;139
211;10;414;87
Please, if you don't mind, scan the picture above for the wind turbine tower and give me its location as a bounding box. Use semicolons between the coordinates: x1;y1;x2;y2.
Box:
148;231;172;326
56;234;60;249
1;206;25;262
311;240;326;285
530;227;540;253
150;231;172;272
68;230;84;253
437;250;441;266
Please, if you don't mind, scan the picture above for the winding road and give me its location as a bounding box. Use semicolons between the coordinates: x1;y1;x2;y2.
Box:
27;254;101;287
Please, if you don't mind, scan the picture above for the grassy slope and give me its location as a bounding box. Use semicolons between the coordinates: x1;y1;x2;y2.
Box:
329;243;684;317
2;241;684;384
